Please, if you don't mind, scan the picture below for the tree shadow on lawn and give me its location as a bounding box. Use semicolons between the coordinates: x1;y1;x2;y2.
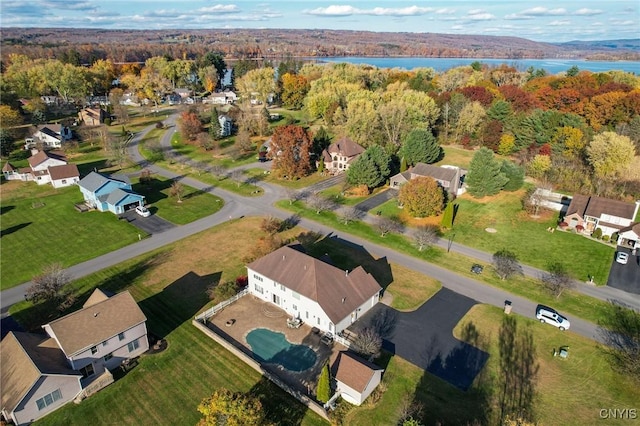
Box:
1;222;31;237
76;159;109;176
250;376;312;426
132;177;173;204
1;205;15;215
138;270;221;339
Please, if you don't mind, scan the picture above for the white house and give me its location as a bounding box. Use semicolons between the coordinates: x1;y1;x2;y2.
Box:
564;195;640;238
617;222;640;250
219;115;233;137
1;289;148;426
24;125;72;150
2;151;80;188
332;351;384;406
246;245;382;334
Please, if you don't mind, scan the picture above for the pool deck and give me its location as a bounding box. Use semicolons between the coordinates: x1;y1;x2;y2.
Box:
206;294;344;397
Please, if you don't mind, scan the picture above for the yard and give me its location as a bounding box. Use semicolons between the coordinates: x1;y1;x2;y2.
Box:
341;304;639;426
11;217;442;425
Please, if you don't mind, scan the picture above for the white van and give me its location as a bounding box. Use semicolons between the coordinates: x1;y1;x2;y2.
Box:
536;305;570;331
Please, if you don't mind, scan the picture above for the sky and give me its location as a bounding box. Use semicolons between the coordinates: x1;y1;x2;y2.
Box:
1;1;639;43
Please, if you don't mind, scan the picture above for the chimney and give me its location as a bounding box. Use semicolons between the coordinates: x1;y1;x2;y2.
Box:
282;254;285;261
341;297;346;304
345;269;348;276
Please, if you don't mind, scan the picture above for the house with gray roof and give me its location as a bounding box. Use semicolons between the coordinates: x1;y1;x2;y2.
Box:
78;171;145;214
389;163;466;197
1;289;147;426
246;245;382;335
24;124;72;150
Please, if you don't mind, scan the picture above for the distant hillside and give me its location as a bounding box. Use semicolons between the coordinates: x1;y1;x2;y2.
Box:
2;28;639;63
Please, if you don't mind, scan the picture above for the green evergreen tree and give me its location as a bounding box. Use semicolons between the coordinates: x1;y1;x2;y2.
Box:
400;156;407;172
317;363;331;403
501;160;525;191
317;157;325;174
209;108;221;140
313;126;331;156
399;128;442;166
441;201;455;229
466;147;508;198
346;145;391;189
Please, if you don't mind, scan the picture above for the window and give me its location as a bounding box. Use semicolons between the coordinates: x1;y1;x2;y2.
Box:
292;291;300;300
61;179;67;184
128;339;140;353
36;389;62;411
91;346;98;355
103;353;113;362
79;363;94;378
102;341;108;347
118;332;125;341
292;304;297;311
279;284;285;291
255;284;263;294
253;274;263;282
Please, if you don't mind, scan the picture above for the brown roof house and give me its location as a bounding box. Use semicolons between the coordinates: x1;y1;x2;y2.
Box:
78;107;109;126
331;351;384;406
563;195;640;238
390;163;466;197
0;289;148;425
2;150;79;189
320;136;365;175
246;245;382;335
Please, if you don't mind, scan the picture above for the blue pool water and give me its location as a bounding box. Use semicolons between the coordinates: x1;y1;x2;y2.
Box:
246;328;316;372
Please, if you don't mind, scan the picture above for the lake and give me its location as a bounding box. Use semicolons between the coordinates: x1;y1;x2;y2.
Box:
314;57;640;74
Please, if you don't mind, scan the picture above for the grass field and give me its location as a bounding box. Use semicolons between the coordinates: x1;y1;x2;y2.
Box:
341;304;639;426
275;200;617;326
10;217;442;425
0;182;146;290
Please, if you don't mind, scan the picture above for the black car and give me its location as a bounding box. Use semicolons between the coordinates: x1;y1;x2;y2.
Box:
471;264;484;274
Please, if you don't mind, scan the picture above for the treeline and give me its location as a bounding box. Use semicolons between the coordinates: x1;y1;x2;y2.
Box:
2;28;639;66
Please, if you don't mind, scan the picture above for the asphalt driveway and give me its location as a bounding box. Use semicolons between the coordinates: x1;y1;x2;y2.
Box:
351;288;488;390
353;188;396;213
607;247;640;294
120;210;176;235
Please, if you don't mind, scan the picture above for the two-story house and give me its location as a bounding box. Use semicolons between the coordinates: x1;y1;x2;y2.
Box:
563;195;640;238
78;171;145;214
389;163;466;197
246;244;382;335
1;289;147;426
219;115;233;137
2;150;80;189
320;137;365;174
24;125;73;150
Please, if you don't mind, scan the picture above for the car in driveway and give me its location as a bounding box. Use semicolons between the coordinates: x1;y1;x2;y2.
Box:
135;205;151;217
536;305;570;331
616;251;629;264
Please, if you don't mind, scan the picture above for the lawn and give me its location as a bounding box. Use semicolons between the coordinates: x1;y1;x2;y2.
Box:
11;217;442;425
0;182;146;290
275;200;617;325
131;175;224;225
341;304;639;426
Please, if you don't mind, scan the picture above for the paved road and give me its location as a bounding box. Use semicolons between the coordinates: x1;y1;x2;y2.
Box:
2;113;638;345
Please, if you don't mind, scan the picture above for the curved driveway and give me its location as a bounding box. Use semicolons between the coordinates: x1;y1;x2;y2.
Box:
3;112;638;346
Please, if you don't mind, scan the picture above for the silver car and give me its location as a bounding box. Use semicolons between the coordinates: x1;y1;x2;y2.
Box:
536;305;570;331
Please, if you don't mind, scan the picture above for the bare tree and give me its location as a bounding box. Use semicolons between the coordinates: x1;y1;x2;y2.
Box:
260;216;282;235
598;301;640;382
25;263;75;311
210;164;227;179
375;216;403;237
339;206;362;225
413;226;438;251
231;169;245;188
541;263;575;298
492;249;524;280
351;327;382;359
285;188;306;205
170;180;185;203
306;193;334;214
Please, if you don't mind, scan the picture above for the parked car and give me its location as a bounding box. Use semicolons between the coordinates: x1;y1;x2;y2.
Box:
471;264;483;274
615;251;629;264
535;305;570;331
135;205;151;217
320;332;334;346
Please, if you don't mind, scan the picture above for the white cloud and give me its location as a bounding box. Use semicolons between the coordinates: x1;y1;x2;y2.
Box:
305;5;436;17
548;20;571;27
198;4;241;14
505;7;568;20
575;8;604;16
369;6;434;16
306;5;359;16
467;12;495;21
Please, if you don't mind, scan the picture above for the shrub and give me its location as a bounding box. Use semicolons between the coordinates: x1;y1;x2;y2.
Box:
156;121;164;129
592;228;603;239
558;221;568;229
611;232;619;242
104;118;112;126
576;224;584;232
602;235;610;242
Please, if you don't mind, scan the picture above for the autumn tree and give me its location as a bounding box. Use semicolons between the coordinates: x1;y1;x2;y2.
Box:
587;132;635;181
197;388;267;426
541;263;575;298
236;67;276;106
399;128;442;166
413;226;439;251
280;72;309;109
25;263;75;311
398;177;444;218
0;105;22;156
492;249;524;280
178;110;202;141
270;125;312;179
466;147;508;197
346;145;391;190
455;101;486;141
317;364;331;404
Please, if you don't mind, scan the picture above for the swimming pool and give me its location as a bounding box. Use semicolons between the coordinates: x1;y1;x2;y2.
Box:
246;328;316;372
